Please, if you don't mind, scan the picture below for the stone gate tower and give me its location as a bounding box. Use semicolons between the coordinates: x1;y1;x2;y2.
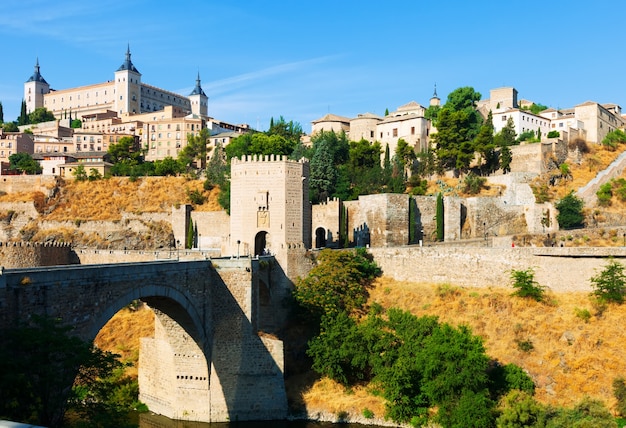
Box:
229;155;311;257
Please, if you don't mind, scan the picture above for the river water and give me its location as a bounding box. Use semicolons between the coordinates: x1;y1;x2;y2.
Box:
138;413;390;428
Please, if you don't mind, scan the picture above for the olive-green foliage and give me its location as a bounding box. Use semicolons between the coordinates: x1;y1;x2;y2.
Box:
463;172;487;194
293;248;381;320
601;129;626;151
547;130;560;138
590;258;626;304
9;152;42;175
496;390;547;428
488;362;536;399
510;268;545;302
0;315;137;428
596;182;613;206
73;164;88;181
613;377;626;417
555;191;584;229
544;397;617;428
309;306;506;427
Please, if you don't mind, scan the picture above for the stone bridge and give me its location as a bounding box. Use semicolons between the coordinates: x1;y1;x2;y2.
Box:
0;257;287;423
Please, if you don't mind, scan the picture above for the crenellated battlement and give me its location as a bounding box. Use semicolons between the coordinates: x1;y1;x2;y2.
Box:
231;154;309;164
0;240;74;268
0;241;72;248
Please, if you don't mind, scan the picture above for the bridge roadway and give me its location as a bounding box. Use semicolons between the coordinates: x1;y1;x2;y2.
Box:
0;258;288;423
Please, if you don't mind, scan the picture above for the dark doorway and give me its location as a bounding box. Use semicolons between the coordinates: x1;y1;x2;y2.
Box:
255;231;268;256
315;227;326;248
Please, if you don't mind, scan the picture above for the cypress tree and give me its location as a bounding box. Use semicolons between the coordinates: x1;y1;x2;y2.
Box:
436;192;444;241
17;100;28;126
0;101;4;123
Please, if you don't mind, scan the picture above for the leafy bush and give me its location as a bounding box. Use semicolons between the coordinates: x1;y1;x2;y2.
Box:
186;188;206;205
614;377;626;417
555;191;584;229
596;182;613;206
496;390;546;428
547;130;560;138
293;248;381;320
510;268;545;302
463;172;486;195
590;258;626;304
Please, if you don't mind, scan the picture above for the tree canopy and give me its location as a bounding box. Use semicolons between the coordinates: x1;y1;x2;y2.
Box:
9;152;42;174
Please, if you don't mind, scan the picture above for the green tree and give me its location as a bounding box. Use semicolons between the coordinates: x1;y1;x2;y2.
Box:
474;111;498;174
108;136;140;165
496;390;547;428
8;152;42;174
500;145;512;174
601;129;626;151
293;248;381;321
28;107;56;124
88;168;102;181
346;138;383;198
0;101;4;123
73;164;88;181
306;311;368;385
179;127;209;169
510;268;545;302
0;315;132;428
309;137;338;203
544;397;617;428
18;99;29;126
205;143;229;194
154;156;184;176
495;117;517;148
590;258;626;304
555;191;584;229
436;192;444;241
267;115;303;142
70;119;82;129
3;122;18;132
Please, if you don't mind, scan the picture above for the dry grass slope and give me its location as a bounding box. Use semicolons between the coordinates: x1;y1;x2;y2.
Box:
41;176;222;222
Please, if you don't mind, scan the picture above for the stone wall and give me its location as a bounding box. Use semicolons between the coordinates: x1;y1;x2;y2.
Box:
345;193;410;247
0;175;59;196
311;198;341;248
0;241;74;267
192;210;230;254
368;246;626;292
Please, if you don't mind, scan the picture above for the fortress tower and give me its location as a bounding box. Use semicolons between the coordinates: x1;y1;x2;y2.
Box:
229;155;311;257
24;58;50;114
189;72;208;117
114;45;142;115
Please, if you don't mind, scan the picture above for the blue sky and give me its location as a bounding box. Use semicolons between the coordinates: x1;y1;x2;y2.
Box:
0;0;623;133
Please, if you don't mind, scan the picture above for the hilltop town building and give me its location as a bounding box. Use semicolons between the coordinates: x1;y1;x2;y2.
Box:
25;46;208;120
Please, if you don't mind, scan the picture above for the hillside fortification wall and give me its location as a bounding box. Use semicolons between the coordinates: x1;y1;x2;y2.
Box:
368;246;626;292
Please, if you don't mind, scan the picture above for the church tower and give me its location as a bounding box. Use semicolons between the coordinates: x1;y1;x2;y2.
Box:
189;72;208;117
429;83;440;107
114;45;142;116
24;58;50;114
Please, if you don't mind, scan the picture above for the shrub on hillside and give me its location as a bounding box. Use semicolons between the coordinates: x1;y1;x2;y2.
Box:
555;191;584;229
510;268;545;302
590;258;626;304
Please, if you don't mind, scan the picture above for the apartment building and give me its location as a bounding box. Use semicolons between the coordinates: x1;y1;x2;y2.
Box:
0;131;34;165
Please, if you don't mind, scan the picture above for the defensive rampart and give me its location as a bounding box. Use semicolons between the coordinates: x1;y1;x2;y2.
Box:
368;246;626;292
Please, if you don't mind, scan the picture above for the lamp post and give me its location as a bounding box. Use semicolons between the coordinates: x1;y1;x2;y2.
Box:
199;233;201;251
176;239;180;261
237;240;241;259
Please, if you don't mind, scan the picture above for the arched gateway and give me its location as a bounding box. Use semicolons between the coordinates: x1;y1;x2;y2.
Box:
0;258;287;423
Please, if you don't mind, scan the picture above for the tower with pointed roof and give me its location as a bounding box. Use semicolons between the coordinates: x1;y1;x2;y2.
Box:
429;83;440;107
189;72;208;117
114;45;142;115
24;58;50;114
